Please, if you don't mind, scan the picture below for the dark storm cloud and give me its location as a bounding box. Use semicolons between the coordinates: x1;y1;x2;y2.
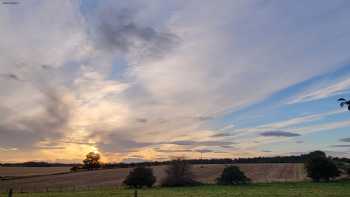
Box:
260;130;301;137
86;7;179;57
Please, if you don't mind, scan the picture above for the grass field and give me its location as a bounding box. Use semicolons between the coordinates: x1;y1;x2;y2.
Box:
6;181;350;197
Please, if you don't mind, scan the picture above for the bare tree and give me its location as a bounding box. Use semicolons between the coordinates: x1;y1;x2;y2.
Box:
161;158;199;186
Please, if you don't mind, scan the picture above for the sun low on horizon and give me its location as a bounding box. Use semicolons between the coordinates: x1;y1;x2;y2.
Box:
1;0;350;164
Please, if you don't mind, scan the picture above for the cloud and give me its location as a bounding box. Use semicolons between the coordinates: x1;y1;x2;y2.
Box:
155;149;194;153
0;88;72;149
0;73;22;81
288;77;350;104
210;133;236;138
84;4;179;59
165;140;234;147
96;133;154;153
2;1;350;162
331;145;350;148
339;137;350;142
260;130;301;137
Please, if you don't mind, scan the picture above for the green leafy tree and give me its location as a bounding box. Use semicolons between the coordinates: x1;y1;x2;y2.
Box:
217;165;250;185
83;152;101;170
305;151;340;182
123;166;156;188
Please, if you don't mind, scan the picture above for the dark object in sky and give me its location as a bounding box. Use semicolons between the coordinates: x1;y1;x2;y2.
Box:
337;98;350;110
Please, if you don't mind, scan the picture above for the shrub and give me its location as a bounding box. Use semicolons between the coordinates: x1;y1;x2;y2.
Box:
70;166;80;172
305;155;340;182
217;165;250;185
123;166;156;188
161;159;199;186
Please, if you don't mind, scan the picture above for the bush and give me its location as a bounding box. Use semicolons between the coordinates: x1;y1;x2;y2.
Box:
123;166;156;188
70;166;80;172
305;154;340;182
217;165;250;185
161;159;200;187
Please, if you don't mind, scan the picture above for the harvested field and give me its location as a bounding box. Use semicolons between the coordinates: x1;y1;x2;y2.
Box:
7;181;350;197
0;167;71;177
0;163;306;193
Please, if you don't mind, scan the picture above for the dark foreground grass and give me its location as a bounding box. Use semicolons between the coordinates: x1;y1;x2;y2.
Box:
8;181;350;197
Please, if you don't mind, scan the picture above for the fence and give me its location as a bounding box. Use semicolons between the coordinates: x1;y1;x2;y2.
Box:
0;188;139;197
0;186;132;197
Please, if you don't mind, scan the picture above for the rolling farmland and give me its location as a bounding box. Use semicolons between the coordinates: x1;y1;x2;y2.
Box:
0;163;306;193
0;167;71;177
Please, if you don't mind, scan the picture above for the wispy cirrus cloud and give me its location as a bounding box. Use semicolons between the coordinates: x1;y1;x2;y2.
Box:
288;77;350;104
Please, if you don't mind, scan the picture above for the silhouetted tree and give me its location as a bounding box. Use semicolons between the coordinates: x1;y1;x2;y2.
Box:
217;165;250;185
161;158;199;186
307;151;327;159
83;152;101;170
123;166;156;188
338;98;350;111
305;151;340;182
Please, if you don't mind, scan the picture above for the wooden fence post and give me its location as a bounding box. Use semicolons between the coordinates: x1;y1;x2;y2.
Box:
8;188;13;197
134;189;138;197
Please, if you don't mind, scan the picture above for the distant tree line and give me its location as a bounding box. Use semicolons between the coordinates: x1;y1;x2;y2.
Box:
103;155;350;169
2;154;349;168
0;161;77;167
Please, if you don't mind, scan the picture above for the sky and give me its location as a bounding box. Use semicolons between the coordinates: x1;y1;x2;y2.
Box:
1;0;350;163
